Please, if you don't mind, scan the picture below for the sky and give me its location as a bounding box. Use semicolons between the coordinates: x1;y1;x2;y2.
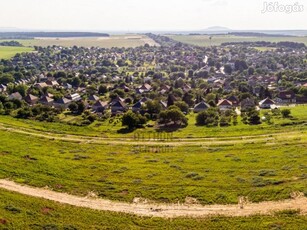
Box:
0;0;306;31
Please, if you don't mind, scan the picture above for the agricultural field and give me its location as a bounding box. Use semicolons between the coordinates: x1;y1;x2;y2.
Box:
0;35;159;48
0;46;34;59
167;34;307;47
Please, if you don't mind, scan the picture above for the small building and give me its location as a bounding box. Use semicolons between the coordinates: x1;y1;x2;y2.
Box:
276;91;296;104
92;100;108;113
24;94;39;105
0;84;7;93
39;96;54;106
63;83;73;89
132;101;144;113
67;93;82;102
34;82;48;89
54;98;71;109
46;80;59;87
217;99;233;110
8;92;22;101
44;93;54;98
88;95;100;102
259;98;275;109
111;100;127;114
193;101;210;113
227;95;239;106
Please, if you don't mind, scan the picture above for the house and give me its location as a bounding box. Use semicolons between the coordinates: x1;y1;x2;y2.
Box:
160;101;167;110
53;98;71;109
8;92;22;100
34;82;48;89
111;101;127;114
39;96;54;106
275;91;296;104
0;84;7;93
46;80;59;87
24;94;39;105
259;98;275;109
88;95;100;102
67;93;82;102
110;96;125;105
92;100;108;113
193;101;210;113
217;99;233;110
296;95;307;104
226;95;239;106
136;83;152;94
44;93;54;98
63;83;73;89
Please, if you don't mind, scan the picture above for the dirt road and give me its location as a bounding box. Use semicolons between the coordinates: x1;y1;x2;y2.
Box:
0;179;306;218
0;123;306;147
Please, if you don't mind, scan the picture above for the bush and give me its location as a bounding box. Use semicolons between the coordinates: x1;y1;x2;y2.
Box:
122;111;147;130
158;108;188;127
196;108;219;126
281;109;291;118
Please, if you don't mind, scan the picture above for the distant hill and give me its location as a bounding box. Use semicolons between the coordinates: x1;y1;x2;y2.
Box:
204;26;231;31
0;32;109;39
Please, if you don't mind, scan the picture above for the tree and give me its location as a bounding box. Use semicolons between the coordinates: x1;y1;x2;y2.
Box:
122;111;147;130
158;108;188;127
174;101;189;114
281;109;291;118
72;77;81;87
248;109;261;125
69;102;78;113
224;64;232;75
16;107;33;119
0;74;14;84
145;100;161;115
196;108;219;126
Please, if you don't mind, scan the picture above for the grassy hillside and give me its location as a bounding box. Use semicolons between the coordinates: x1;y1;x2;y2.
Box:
0;106;306;205
168;35;307;47
0;46;34;59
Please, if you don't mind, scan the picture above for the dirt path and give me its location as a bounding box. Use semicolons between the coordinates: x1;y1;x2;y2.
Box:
0;179;306;218
0;123;306;147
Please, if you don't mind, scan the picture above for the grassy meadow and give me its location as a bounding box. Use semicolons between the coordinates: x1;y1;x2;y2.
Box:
167;35;307;47
0;105;306;205
0;46;34;59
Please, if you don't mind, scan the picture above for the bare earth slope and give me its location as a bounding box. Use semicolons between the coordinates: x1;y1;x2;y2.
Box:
0;179;306;218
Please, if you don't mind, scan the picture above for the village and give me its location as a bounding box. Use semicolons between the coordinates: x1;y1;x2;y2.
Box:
0;34;306;127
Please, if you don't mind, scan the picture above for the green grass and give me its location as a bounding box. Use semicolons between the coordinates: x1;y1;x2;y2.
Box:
1;189;306;229
0;107;306;205
0;35;158;48
168;35;307;47
0;46;34;59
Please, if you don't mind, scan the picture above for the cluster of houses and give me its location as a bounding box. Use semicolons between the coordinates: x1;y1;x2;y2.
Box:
4;74;304;116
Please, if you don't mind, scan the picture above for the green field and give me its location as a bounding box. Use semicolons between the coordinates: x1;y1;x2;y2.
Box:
0;35;158;48
167;35;307;47
0;106;306;205
0;46;34;59
1;189;306;229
